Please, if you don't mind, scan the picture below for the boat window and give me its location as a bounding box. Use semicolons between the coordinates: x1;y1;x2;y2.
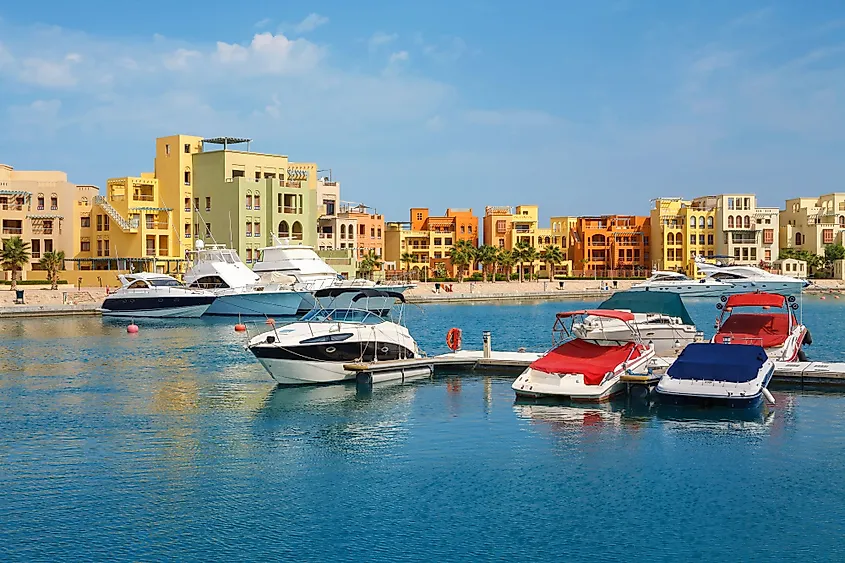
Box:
190;275;230;289
709;272;743;280
299;333;354;344
222;252;237;264
127;280;150;289
148;278;184;287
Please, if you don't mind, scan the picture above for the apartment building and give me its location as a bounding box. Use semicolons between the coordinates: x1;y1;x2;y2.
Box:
650;198;718;274
385;208;478;277
779;193;845;255
483;205;572;277
570;215;651;275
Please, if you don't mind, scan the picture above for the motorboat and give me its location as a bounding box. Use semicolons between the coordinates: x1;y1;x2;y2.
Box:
629;270;734;297
712;292;809;362
573;291;703;356
101;272;216;318
253;236;414;313
246;289;427;386
512;310;655;402
696;261;810;295
183;241;308;317
656;343;775;408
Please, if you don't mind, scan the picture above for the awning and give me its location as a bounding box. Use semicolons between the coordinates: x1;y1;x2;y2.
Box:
130;206;173;212
0;190;31;196
27;214;64;220
598;292;695;326
725;292;786;308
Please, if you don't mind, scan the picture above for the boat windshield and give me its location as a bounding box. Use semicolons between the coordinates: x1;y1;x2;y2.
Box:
148;278;184;287
300;308;384;324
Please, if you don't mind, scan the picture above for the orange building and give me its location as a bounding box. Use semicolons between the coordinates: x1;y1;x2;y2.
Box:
385;208;479;277
570;215;651;275
339;203;384;261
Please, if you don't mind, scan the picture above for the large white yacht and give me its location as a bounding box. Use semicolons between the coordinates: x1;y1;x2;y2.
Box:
695;261;809;295
246;289;426;385
629;271;734;297
101;273;216;318
183;241;308;317
253;237;414;313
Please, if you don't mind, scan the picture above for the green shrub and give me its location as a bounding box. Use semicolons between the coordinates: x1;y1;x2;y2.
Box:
0;279;69;286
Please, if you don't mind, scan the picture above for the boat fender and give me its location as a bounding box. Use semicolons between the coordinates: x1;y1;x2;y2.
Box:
803;329;813;346
762;388;776;405
446;327;462;351
797;349;808;363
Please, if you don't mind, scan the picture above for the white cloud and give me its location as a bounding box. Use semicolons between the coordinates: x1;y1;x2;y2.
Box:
388;50;409;64
163;48;201;70
368;32;398;51
212;33;324;74
294;13;328;33
18;57;78;88
415;34;468;62
255;18;271;29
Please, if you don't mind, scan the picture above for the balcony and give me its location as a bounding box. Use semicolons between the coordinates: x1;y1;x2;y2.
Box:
145;221;169;230
132;195;155;202
282;206;300;214
1;204;24;211
284;181;302;188
2;227;22;234
146;249;156;257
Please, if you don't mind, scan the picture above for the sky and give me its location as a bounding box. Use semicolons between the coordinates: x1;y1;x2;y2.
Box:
2;0;845;223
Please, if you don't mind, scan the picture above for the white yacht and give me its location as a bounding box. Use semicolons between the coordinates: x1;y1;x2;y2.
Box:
101;273;216;318
696;261;809;296
183;241;308;317
246;289;426;386
572;291;703;356
253;236;414;313
629;271;734;297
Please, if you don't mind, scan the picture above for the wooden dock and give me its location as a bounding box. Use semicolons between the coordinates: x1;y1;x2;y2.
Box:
345;349;845;388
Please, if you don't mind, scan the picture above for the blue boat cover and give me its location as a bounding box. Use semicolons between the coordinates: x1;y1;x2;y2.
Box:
667;343;768;383
598;291;695;326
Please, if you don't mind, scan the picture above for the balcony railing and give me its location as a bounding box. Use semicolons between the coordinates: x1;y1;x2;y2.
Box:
146;249;156;257
2;227;23;234
31;252;41;259
145;222;169;229
1;205;24;211
282;206;300;214
133;195;155;201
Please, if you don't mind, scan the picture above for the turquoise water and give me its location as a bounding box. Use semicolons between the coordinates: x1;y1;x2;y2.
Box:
1;297;845;561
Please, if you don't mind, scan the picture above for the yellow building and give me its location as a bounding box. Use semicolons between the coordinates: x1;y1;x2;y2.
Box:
780;193;845;255
483;205;570;277
76;134;203;273
650;198;718;275
385;208;478;278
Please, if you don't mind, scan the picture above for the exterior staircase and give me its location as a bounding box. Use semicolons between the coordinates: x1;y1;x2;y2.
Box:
93;195;139;231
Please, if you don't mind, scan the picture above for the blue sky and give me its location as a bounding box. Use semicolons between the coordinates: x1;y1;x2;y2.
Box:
2;1;845;223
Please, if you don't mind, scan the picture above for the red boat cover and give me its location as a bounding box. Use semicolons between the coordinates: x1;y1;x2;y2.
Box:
725;293;786;309
529;340;641;385
714;313;793;347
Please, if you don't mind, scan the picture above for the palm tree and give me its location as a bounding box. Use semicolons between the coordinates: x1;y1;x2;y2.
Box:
2;236;31;291
540;245;564;279
448;240;476;282
475;245;498;283
39;250;65;290
400;251;416;271
498;249;516;282
514;240;533;283
358;250;382;280
521;246;539;281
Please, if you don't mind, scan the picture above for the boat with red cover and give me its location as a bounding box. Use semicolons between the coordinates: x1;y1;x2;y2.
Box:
512;310;655;401
712;292;809;362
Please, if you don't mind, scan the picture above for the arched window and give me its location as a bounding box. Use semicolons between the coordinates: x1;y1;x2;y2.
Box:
591;234;606;245
278;220;289;237
699;216;705;229
795;232;803;246
545;236;551;244
80;197;88;206
184;167;191;186
840;216;844;227
689;216;696;229
667;232;675;245
292;221;303;240
348;224;355;238
744;215;751;229
728;216;734;228
340;224;346;239
707;216;713;228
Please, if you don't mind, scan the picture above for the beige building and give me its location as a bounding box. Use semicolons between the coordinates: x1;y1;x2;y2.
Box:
779;193;845;256
0;164;97;271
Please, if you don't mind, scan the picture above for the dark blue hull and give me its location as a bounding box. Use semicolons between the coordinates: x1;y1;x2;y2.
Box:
657;392;764;409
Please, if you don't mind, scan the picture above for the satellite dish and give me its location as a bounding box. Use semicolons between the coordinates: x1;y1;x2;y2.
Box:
195;239;205;250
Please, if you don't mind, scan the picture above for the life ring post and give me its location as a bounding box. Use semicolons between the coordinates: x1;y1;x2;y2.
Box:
446;327;463;352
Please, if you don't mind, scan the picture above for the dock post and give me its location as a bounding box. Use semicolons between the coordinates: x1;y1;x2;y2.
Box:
482;331;491;359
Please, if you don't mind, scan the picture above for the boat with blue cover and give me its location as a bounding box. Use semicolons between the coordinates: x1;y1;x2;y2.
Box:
656;343;775;408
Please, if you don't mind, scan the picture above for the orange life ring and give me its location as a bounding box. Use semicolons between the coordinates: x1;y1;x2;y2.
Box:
446;327;462;351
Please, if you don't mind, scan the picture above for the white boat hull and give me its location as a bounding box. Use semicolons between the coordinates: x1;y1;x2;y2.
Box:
255;357;431;386
628;283;732;297
657;360;775;406
102;303;211;318
204;291;306;317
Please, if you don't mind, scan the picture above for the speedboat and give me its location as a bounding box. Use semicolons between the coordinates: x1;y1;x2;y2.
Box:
629;270;734;297
573;291;703;356
696;261;810;296
512;310;655;402
183;241;308;317
713;292;809;361
246;289;426;386
656;343;775;408
253;236;414;313
101;272;216;318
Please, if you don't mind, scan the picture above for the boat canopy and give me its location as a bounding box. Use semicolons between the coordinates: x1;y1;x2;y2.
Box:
667;343;768;383
530;340;642;385
725;293;786;308
351;289;407;303
556;309;635;322
598;291;695;326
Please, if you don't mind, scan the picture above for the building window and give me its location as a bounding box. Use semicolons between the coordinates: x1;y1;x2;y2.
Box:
699;234;705;245
37;195;45;210
744;197;750;210
81;240;90;252
359;224;365;236
727;216;734;229
30;239;41;259
246;194;253;209
255;171;261;181
667;233;675;245
434;252;442;259
184;170;191;186
416;212;423;221
254;222;261;237
185;197;191;212
97;240;103;257
742;248;749;260
232;169;245;178
750;247;756;261
824;229;834;244
165;144;171;156
434;238;442;246
689;217;696;230
194;223;199;237
744;215;751;229
246;248;253;263
698;217;705;229
184;143;191;153
707;234;714;245
727;197;734;210
205;223;212;238
254;194;260;210
763;229;774;244
765;249;771;261
468;225;473;233
104;239;110;257
194;197;199;211
377;227;382;239
96;215;103;231
370;227;375;239
461;225;465;234
50;196;58;210
689;234;695;245
81;216;90;228
104;216;110;231
205;197;211;211
795;232;803;246
445;238;453;246
340;224;346;239
246;222;252;237
185;224;191;238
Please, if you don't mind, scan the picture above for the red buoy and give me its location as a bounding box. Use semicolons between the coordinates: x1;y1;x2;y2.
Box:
127;324;139;333
234;324;247;332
